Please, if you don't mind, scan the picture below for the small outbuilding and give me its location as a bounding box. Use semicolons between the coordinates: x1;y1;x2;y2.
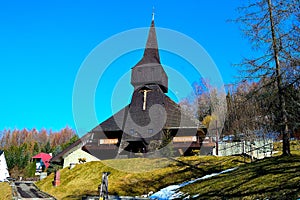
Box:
32;153;52;175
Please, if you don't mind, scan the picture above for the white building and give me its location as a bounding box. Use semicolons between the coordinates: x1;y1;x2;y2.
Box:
0;150;10;181
51;134;99;168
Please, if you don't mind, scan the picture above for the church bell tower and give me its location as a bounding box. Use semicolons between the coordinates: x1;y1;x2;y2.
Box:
130;16;168;93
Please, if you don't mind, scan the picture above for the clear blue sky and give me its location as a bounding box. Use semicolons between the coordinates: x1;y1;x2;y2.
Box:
0;0;253;134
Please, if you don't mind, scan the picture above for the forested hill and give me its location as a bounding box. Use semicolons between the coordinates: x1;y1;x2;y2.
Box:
0;127;78;178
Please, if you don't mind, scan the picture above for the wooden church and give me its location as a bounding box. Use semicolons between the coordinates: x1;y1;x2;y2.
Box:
80;17;206;159
52;17;207;164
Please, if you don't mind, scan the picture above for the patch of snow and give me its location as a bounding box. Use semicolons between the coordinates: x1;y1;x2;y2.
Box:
149;185;180;200
149;167;237;200
141;191;154;198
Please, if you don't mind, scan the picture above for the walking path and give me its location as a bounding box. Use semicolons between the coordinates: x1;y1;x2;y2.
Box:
12;181;55;200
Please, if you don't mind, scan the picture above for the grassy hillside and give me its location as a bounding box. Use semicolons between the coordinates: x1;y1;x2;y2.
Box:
36;156;248;199
180;153;300;199
36;150;300;200
0;182;12;200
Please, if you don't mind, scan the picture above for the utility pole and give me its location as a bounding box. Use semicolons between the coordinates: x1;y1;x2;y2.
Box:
216;120;219;156
210;120;221;156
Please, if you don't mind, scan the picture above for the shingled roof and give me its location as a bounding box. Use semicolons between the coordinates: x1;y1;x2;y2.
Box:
91;85;202;134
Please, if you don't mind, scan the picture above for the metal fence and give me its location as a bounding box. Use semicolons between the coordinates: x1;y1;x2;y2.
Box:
215;140;273;159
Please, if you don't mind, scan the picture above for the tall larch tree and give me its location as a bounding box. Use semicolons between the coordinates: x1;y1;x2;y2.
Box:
234;0;299;155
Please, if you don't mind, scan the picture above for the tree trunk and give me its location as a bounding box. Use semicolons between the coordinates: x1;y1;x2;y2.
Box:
267;0;290;156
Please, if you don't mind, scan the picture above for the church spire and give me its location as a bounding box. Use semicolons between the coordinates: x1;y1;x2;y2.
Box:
134;14;161;66
131;15;168;93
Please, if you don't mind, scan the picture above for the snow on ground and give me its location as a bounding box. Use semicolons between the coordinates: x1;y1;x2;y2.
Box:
149;167;238;200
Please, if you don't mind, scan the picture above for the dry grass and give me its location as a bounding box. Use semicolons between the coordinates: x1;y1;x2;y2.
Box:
36;142;300;200
36;156;248;200
273;140;300;155
0;182;12;200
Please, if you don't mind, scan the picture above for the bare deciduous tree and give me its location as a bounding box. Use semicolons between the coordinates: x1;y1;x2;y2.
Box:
233;0;299;155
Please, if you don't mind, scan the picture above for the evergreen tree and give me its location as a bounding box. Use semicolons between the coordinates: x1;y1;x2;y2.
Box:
42;141;52;153
159;129;174;157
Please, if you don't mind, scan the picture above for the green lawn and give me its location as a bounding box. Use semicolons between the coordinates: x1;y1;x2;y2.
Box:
180;154;300;199
36;156;248;200
36;145;300;200
274;140;300;154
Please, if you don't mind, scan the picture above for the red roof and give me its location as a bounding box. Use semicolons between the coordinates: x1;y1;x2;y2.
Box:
32;153;52;168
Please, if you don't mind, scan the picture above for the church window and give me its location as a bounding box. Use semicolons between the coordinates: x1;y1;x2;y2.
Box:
130;129;134;134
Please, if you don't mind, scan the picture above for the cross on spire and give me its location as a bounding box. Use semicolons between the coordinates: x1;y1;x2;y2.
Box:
152;6;155;21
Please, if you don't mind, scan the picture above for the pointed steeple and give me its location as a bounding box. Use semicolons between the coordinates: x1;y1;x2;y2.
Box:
131;15;168;93
134;17;161;66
